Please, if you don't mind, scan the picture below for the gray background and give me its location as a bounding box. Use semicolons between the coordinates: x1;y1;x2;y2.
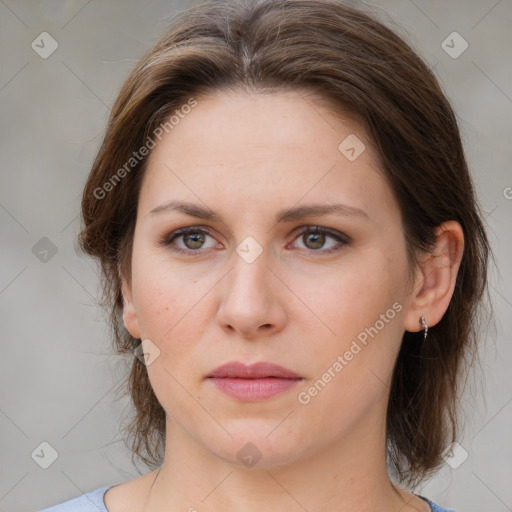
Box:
0;0;511;511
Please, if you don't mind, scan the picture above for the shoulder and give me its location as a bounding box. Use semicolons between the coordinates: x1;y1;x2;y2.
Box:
420;496;456;512
38;486;110;512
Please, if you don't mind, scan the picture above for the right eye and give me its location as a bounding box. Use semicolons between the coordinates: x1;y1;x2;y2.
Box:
159;226;221;255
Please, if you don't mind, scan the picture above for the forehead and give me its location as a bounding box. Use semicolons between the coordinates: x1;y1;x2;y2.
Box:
149;88;371;162
138;89;395;223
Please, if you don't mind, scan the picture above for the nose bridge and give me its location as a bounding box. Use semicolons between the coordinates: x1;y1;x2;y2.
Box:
227;239;273;301
216;238;285;337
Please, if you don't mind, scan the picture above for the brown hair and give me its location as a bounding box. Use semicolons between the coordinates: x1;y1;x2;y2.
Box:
78;0;490;487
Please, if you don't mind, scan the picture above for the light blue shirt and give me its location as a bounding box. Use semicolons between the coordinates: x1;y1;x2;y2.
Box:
38;486;457;512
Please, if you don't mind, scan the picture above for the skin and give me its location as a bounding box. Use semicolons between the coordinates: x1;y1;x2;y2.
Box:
106;89;464;512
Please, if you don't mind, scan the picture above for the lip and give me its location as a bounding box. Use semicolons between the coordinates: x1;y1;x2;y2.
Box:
206;361;303;401
207;361;301;379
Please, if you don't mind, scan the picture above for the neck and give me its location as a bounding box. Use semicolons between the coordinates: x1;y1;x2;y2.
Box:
142;409;419;512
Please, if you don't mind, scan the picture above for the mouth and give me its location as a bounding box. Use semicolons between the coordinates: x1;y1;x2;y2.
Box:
206;361;303;401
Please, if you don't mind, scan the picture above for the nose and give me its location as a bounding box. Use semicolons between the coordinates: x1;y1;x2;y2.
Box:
216;247;287;341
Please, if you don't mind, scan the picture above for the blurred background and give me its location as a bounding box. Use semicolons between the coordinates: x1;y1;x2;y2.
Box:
0;1;511;510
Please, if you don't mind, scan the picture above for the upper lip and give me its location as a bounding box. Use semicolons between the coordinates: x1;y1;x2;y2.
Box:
207;361;302;379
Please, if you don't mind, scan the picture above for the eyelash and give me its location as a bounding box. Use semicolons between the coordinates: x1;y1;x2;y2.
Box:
158;225;350;256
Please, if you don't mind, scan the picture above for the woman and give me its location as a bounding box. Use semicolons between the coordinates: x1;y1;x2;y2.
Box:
40;0;490;511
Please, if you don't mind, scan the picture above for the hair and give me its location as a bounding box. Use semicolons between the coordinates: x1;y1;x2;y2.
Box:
78;0;490;488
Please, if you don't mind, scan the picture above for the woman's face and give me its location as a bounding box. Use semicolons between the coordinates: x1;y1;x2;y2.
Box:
122;89;416;468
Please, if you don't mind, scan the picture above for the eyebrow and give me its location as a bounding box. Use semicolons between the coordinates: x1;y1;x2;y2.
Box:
148;200;369;223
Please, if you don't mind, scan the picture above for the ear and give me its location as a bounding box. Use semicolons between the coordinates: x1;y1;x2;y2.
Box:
404;220;464;333
121;273;142;340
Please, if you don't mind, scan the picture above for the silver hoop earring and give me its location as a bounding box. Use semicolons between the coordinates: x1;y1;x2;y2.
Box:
420;316;428;340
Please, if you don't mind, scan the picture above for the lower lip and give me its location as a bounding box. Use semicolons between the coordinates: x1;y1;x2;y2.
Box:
208;377;302;401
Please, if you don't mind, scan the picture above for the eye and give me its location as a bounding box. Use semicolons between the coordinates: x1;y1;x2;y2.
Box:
159;227;219;255
289;226;350;254
159;225;350;256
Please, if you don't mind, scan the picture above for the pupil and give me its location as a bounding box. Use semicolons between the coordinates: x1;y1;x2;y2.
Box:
305;232;325;249
184;232;205;249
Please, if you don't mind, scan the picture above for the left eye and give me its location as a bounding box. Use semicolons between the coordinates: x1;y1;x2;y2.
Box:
160;226;349;255
289;226;349;253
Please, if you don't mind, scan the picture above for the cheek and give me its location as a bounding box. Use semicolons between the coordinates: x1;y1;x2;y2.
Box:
130;251;220;375
132;268;212;408
131;240;199;330
293;260;406;441
302;246;408;386
132;276;174;335
317;257;403;337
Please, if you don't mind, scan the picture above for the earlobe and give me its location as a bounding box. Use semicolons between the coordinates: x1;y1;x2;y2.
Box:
404;220;464;333
121;275;142;339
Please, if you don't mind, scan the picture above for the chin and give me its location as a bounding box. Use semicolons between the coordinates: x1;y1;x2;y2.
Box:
201;422;308;470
